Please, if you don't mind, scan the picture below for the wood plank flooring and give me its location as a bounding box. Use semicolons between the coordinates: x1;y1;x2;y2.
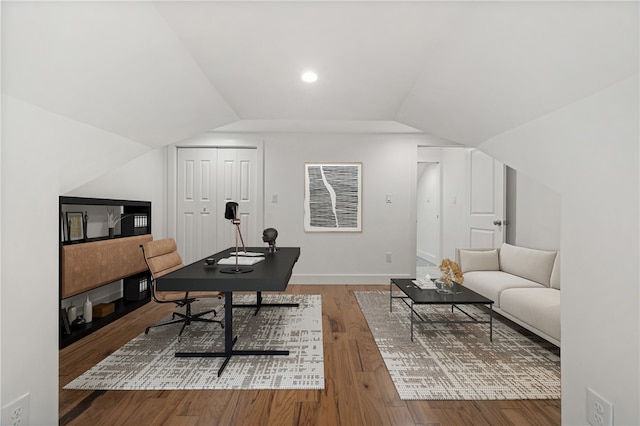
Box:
59;285;561;425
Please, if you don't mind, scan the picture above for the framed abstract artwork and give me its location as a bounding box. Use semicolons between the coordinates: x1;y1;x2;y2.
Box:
304;163;362;232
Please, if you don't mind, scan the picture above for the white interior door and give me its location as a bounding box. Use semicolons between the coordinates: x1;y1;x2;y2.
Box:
465;149;506;248
177;148;218;264
216;148;258;251
177;147;259;264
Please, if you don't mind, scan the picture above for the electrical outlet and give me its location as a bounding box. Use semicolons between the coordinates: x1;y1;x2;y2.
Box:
386;252;392;263
2;393;30;426
587;388;613;426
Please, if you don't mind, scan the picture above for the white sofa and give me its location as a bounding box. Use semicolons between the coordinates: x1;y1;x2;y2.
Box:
455;243;560;347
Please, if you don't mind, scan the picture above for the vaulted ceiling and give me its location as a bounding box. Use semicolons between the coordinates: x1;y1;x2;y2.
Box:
2;1;638;149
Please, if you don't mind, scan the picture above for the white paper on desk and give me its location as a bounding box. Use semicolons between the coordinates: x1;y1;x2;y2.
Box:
412;279;436;290
217;256;265;265
229;251;264;257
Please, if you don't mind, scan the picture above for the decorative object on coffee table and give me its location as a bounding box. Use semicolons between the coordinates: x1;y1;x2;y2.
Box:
438;258;463;294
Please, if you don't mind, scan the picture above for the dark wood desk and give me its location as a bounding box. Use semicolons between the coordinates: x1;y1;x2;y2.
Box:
156;247;300;376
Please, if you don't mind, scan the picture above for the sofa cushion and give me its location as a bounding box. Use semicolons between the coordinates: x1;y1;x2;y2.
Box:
463;271;545;308
500;288;560;342
499;243;558;287
458;249;500;273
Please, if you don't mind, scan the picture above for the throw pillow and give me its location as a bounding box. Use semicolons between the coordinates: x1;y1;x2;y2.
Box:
500;243;558;287
458;249;500;273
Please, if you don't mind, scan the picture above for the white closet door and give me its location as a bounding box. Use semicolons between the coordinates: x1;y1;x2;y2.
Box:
177;148;218;264
177;147;259;264
216;148;259;251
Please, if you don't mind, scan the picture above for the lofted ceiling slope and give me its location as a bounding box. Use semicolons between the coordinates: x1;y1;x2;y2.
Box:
2;1;638;148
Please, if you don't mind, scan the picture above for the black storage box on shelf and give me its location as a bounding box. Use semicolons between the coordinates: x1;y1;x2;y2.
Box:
121;213;150;236
124;272;150;301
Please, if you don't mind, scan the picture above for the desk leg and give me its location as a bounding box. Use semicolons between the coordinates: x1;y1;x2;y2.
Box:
175;291;290;377
232;291;299;316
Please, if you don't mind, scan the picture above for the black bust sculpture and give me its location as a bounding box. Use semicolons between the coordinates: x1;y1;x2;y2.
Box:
262;228;278;253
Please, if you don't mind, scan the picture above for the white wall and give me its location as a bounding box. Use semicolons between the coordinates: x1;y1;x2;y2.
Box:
512;172;561;250
165;132;424;284
262;133;421;284
68;148;167;238
61;149;168;309
0;95;151;425
479;75;639;425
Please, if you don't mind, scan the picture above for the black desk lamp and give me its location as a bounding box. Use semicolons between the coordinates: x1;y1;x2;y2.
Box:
220;201;253;274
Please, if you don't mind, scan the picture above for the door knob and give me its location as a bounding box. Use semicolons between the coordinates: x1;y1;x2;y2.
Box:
493;220;502;226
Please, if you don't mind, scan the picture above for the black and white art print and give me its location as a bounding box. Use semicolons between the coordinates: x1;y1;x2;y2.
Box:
304;163;362;232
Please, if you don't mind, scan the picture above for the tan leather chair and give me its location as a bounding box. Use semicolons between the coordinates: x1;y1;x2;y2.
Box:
141;238;223;339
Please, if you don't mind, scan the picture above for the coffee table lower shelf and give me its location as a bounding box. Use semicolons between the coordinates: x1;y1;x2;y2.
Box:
390;278;494;342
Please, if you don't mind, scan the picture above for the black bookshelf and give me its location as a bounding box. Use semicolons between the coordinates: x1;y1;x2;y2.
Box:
59;196;152;349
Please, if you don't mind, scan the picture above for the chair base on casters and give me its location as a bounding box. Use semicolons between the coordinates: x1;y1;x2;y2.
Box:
145;304;224;339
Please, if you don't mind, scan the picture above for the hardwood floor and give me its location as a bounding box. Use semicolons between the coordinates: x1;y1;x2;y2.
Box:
59;285;561;425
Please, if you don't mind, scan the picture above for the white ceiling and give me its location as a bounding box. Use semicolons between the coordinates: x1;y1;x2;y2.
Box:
2;1;638;148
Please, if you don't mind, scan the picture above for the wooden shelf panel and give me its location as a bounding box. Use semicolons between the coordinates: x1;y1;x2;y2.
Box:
61;234;152;299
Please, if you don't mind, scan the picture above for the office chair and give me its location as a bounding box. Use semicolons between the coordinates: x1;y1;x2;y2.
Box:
140;238;223;339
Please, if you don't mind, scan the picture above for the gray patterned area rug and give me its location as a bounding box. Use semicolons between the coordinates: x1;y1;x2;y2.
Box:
355;291;560;400
65;294;324;391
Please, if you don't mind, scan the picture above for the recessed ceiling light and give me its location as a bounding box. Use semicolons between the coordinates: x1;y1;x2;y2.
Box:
301;71;318;83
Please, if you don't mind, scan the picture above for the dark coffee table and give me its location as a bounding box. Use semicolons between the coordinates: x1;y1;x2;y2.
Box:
390;278;494;342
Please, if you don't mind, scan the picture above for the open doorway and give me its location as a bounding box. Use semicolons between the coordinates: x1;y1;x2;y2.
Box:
416;161;440;278
416;162;442;278
415;146;508;280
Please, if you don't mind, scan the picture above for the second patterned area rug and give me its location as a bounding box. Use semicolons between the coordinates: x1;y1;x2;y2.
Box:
65;294;324;391
355;291;560;400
